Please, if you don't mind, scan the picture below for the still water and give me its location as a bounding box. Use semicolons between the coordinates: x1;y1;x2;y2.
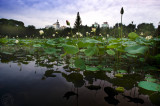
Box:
0;47;159;106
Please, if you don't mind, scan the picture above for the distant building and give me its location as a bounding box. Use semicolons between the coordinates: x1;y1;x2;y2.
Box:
53;20;60;30
101;22;109;28
92;22;99;28
60;26;67;30
45;20;66;30
45;25;54;29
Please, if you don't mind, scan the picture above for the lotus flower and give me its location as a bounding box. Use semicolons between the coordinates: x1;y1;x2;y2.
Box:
66;36;69;39
52;34;55;37
107;34;109;37
145;36;153;40
102;37;106;40
39;30;44;35
15;40;19;43
140;32;144;36
92;28;96;32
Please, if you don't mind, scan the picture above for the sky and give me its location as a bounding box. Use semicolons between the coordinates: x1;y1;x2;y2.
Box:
0;0;160;28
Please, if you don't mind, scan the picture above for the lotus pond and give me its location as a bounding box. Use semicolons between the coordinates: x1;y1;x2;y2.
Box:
0;33;160;106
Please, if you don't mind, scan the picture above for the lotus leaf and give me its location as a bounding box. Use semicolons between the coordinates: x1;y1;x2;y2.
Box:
106;49;115;56
125;45;148;54
63;44;79;54
86;66;99;71
33;44;42;47
84;46;98;56
115;73;123;78
138;81;160;92
128;32;139;40
116;87;125;93
117;70;127;74
75;58;86;70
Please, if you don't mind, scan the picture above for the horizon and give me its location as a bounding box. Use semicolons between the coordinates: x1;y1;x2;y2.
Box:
0;0;160;28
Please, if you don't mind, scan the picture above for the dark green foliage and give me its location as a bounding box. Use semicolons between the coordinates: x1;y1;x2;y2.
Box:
74;12;82;31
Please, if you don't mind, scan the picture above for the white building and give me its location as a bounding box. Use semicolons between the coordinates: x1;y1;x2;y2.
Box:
101;22;109;28
53;20;60;30
92;22;99;28
45;20;66;30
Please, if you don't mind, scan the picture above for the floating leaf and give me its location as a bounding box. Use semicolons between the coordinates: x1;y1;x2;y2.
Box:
145;78;157;83
115;73;123;78
117;70;127;74
102;68;113;72
138;81;160;92
116;87;125;93
106;49;115;56
75;58;86;70
46;40;56;45
33;44;42;47
44;48;56;55
86;66;99;71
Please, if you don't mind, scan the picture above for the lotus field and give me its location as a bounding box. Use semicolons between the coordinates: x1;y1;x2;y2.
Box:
0;32;160;105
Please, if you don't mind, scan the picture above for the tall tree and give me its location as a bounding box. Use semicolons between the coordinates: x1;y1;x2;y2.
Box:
74;12;82;32
137;23;155;36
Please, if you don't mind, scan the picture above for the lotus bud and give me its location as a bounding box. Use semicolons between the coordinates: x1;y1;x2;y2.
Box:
120;7;124;15
66;20;70;26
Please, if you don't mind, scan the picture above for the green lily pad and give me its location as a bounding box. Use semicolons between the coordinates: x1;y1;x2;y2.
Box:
145;78;158;83
86;66;99;71
102;68;113;72
117;70;127;74
138;81;160;92
44;48;57;55
145;74;154;78
116;87;125;93
106;49;115;56
46;40;56;45
75;58;86;70
33;44;42;47
115;73;123;78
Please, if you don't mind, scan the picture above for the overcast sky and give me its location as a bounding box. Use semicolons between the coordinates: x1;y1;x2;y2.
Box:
0;0;160;28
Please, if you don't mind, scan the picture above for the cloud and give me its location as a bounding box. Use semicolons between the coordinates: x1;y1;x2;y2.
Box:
0;0;159;28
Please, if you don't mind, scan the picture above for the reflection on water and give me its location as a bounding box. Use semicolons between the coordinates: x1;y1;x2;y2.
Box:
0;47;159;106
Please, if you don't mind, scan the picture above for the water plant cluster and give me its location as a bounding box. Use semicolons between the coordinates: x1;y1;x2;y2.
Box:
0;31;160;105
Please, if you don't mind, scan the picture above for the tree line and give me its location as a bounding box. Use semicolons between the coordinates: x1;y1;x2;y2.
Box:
0;17;159;38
